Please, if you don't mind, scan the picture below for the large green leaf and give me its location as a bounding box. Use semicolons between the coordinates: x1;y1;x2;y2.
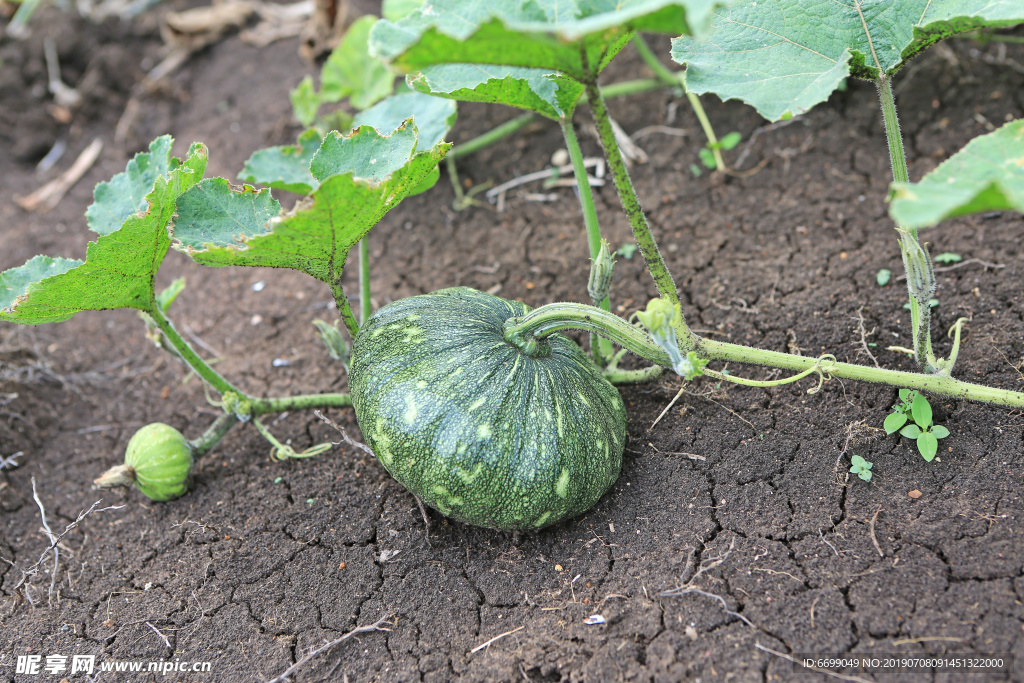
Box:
320;15;395;110
173;127;450;285
889;119;1024;230
239;128;321;195
311;123;419;183
0;256;83;315
173;180;281;248
352;92;457;152
672;1;1024;122
85;135;177;235
1;143;208;324
369;0;724;82
409;64;582;120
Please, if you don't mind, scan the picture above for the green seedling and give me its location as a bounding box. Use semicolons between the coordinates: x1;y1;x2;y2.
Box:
616;243;638;260
698;131;742;169
849;455;873;482
934;253;962;265
885;391;949;462
876;269;891;286
884;388;918;433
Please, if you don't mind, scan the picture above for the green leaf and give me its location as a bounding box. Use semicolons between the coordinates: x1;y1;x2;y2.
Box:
911;392;932;429
321;16;395;110
884;411;908;435
889;120;1024;230
1;142;207;324
239;128;321;195
352;92;457;152
85;135;176;236
900;424;922;440
174;128;449;287
672;1;1024;122
931;424;950;439
876;268;891;286
718;131;742;150
849;455;873;482
156;277;186;313
409;163;441;196
290;75;320;127
898;388;911;402
383;0;425;21
409;64;583;120
933;252;962;264
173;179;281;249
370;0;724;82
0;256;83;317
698;147;716;169
918;431;938;461
311;122;417;184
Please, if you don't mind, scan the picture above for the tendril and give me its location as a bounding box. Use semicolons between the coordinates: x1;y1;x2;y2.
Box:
703;354;837;394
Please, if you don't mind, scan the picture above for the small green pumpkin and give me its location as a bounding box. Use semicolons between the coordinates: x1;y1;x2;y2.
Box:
349;287;626;530
95;423;193;501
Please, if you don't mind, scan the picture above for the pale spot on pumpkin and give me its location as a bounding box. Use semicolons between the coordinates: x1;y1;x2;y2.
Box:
404;400;418;424
456;462;483;484
477;424;492;439
533;511;552;527
432;484;463;508
555;469;570;498
468;397;486;411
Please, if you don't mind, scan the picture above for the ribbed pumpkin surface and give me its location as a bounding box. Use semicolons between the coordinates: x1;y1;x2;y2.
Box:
349;288;626;530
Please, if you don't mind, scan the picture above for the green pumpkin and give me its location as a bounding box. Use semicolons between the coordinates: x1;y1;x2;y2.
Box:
124;423;193;501
349;287;626;530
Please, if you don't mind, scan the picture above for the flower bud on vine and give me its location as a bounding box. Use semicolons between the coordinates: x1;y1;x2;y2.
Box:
898;232;936;303
587;240;616;303
313;319;350;370
221;392;252;422
638;299;704;379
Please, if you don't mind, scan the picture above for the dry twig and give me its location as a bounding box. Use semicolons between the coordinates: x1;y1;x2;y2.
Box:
469;626;525;655
15;138;103;212
660;538;754;628
868;507;884;558
265;618;393;683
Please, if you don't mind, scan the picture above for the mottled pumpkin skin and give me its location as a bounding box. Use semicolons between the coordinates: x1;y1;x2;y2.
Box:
125;423;193;501
349;288;626;530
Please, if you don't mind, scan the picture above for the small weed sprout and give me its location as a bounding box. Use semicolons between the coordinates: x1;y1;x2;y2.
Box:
849;455;873;482
885;391;950;462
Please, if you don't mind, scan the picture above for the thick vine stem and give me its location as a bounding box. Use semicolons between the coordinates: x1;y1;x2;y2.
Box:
581;50;683;311
151;300;353;413
149;306;238;397
188;412;239;456
700;339;1024;407
329;281;360;338
505;301;1024;408
505;302;670;364
878;76;937;372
